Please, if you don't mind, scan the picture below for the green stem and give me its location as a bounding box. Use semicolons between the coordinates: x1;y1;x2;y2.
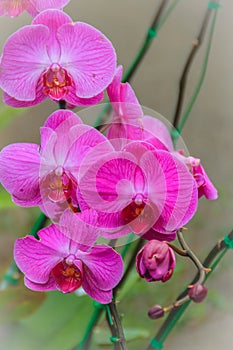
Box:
173;0;220;141
122;0;181;83
147;229;233;349
172;1;216;130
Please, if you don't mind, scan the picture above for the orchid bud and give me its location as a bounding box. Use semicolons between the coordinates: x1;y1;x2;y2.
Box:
136;240;176;282
188;284;208;303
148;305;165;319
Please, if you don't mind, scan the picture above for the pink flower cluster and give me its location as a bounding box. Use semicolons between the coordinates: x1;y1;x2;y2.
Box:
0;4;218;301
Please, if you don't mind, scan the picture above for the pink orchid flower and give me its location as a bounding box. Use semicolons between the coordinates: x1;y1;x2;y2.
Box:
0;9;116;107
78;140;198;239
0;0;70;17
0;109;111;219
14;210;123;303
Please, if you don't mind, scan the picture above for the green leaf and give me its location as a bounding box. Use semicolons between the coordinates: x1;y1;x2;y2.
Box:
0;106;25;129
1;291;93;350
0;283;46;323
0;185;16;210
94;326;150;345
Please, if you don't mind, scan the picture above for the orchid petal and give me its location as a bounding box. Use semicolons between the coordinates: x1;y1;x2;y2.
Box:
0;0;28;17
79;244;123;291
4;78;46;107
43;109;83;132
142;116;174;151
25;275;57;291
0;143;41;206
58;22;116;98
14;235;63;284
0;25;50;100
33;9;72;62
59;209;99;248
34;0;70;12
65;83;104;106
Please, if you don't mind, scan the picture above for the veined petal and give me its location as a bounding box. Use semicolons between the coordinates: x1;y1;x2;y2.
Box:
4;78;46;107
0;143;41;206
143;228;177;242
0;25;50;100
79;244;123;291
25;275;56;291
65;83;104;106
194;164;218;200
58;22;116;98
151;152;198;233
107;65;122;101
65;124;110;171
33;9;72;62
142;116;174;151
79;152;139;213
37;224;70;255
43;109;82;133
14;235;63;284
32;0;70;12
59;209;99;248
81;281;113;304
0;0;28;17
107;65;143;119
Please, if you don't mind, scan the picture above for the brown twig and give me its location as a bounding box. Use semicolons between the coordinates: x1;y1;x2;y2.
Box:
172;1;217;129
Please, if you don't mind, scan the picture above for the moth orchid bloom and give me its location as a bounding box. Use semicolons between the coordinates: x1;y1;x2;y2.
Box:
0;0;70;18
136;240;176;282
78;141;198;240
106;65;144;146
14;210;124;303
0;9;116;107
0;110;111;219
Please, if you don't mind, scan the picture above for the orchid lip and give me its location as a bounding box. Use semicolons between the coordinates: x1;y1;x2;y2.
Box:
42;64;73;101
51;259;83;294
40;169;78;206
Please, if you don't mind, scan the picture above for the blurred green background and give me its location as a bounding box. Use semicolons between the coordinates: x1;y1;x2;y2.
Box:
0;1;232;349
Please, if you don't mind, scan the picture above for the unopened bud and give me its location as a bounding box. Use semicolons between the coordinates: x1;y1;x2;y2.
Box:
148;305;164;319
136;240;176;282
188;283;208;303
